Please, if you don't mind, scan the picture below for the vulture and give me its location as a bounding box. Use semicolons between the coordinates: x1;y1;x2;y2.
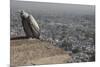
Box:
19;10;40;39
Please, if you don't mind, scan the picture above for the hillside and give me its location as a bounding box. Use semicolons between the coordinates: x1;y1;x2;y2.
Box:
10;39;71;66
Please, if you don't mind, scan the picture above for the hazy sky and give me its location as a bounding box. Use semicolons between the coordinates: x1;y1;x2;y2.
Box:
10;0;95;16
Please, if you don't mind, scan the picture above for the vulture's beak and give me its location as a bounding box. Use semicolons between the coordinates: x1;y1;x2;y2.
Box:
15;11;21;16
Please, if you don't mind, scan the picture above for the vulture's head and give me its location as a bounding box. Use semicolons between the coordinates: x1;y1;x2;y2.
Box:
17;10;29;18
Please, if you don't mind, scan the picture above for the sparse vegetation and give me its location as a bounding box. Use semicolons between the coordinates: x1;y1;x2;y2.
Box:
10;39;71;66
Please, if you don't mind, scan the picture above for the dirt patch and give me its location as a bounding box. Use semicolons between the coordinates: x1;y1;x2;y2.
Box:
33;54;70;65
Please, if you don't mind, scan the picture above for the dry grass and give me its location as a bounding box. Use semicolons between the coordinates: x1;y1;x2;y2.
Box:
10;39;71;66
